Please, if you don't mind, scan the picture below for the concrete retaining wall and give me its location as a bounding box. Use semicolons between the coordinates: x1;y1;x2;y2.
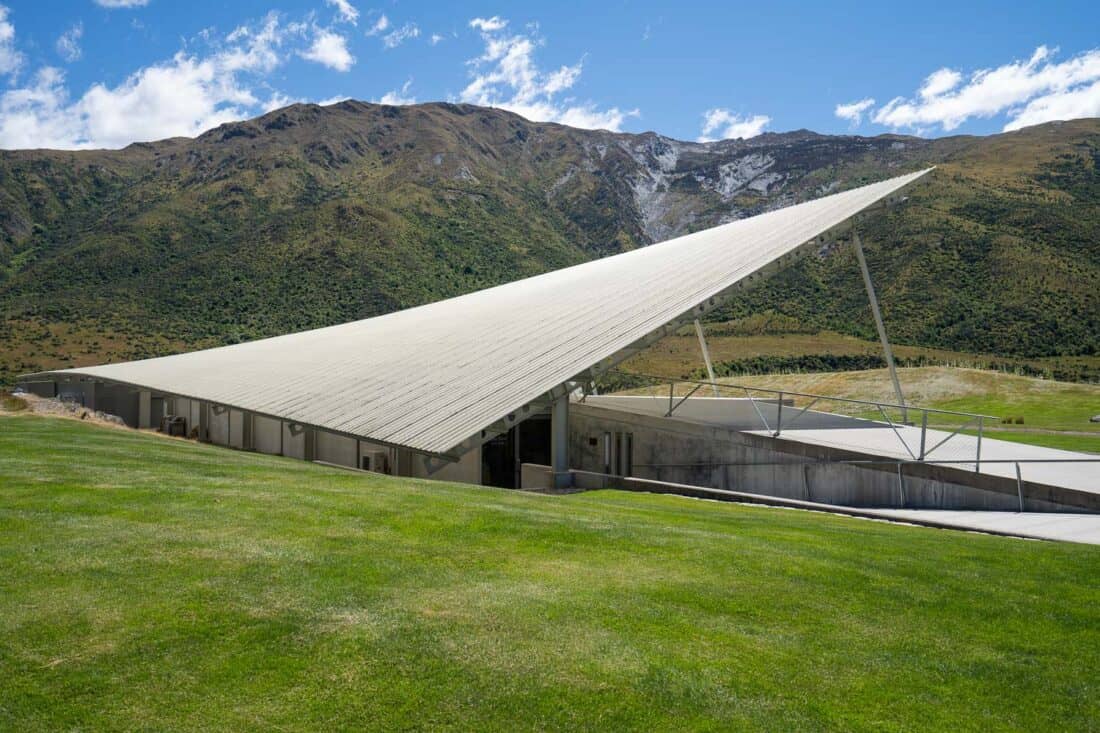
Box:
570;402;1097;513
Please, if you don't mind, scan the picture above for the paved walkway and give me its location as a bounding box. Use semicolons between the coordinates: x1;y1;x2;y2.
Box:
864;509;1100;545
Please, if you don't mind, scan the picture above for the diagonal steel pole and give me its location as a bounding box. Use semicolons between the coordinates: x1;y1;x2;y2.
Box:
853;230;907;423
694;319;720;397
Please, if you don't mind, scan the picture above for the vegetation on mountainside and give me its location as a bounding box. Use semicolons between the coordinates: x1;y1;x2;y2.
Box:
713;133;1100;359
0;103;1097;385
2;415;1099;731
620;317;1100;384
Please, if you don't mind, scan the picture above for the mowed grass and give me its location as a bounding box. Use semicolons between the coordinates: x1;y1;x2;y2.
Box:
2;416;1099;731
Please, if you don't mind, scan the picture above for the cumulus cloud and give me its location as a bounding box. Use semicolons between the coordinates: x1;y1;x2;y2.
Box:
325;0;358;25
697;108;770;141
0;5;24;77
429;33;444;46
301;28;354;70
834;97;874;126
458;16;637;131
378;79;415;106
382;23;419;49
1006;79;1100;130
94;0;149;7
56;23;83;63
469;16;507;32
0;12;312;149
867;45;1100;132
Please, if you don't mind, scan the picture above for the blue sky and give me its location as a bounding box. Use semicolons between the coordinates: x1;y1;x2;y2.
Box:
0;0;1098;149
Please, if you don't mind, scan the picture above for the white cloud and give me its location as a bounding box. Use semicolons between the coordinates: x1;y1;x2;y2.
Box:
378;80;415;106
834;97;874;126
56;23;83;63
0;13;309;149
325;0;358;25
919;68;962;100
0;5;24;77
469;16;507;32
262;91;299;112
868;45;1100;132
94;0;150;7
459;16;637;131
697;108;770;141
429;33;444;46
382;23;419;49
301;29;354;71
365;14;389;36
1005;79;1100;131
317;94;351;106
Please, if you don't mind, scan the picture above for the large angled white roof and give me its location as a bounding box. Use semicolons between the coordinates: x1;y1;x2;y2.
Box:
34;168;932;455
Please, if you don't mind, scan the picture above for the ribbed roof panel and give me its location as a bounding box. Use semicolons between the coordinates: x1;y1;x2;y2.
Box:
36;169;932;454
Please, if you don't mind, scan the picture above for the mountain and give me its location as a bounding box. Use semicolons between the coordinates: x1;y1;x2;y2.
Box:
1;101;1098;385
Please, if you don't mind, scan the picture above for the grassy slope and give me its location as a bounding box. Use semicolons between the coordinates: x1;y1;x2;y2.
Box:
2;416;1099;731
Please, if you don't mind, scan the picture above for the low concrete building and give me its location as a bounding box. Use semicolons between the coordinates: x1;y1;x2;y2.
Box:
22;167;1093;511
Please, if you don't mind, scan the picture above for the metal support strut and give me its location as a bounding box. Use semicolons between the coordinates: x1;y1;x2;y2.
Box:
853;231;907;422
694;319;720;397
551;392;570;489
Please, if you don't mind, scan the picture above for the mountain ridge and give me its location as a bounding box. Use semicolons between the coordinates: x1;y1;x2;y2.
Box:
1;101;1097;384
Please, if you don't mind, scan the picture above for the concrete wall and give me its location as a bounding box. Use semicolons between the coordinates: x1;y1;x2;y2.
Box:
570;402;1095;513
57;380;96;408
147;394;165;429
208;407;230;446
317;430;358;468
20;381;56;398
253;415;282;455
229;410;245;449
410;445;482;484
281;423;307;460
169;398;201;438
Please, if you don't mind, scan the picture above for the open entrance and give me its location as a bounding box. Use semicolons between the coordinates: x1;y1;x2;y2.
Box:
481;414;552;488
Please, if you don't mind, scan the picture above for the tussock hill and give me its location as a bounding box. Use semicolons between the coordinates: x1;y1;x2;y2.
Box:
0;102;1097;383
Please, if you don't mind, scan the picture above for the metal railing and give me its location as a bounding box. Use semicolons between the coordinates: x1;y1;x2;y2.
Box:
598;370;1001;471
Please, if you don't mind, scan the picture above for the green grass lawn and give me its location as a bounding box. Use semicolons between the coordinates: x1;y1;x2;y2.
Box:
964;429;1100;454
2;416;1099;731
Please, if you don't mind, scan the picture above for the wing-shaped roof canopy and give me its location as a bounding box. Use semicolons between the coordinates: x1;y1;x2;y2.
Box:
33;168;932;455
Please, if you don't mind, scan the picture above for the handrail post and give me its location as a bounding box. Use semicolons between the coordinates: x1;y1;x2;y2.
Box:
897;462;905;507
1015;462;1024;512
668;382;674;416
775;392;784;437
975;416;983;473
918;410;928;461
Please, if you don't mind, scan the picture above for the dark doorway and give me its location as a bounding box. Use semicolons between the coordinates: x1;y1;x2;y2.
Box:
481;414;552;489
